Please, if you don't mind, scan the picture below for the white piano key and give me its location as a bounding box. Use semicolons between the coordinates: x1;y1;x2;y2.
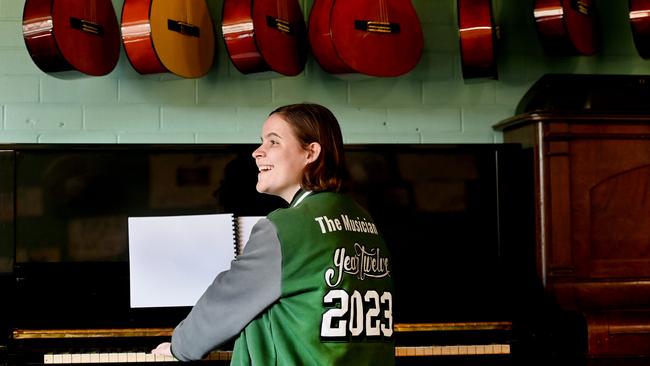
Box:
80;353;91;363
108;353;120;363
126;352;137;362
71;354;81;363
118;353;128;363
44;354;54;364
52;354;62;364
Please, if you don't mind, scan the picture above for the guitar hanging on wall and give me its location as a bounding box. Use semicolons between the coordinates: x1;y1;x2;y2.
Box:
222;0;308;76
533;0;599;55
308;0;424;77
121;0;216;78
630;0;650;59
457;0;498;79
22;0;120;78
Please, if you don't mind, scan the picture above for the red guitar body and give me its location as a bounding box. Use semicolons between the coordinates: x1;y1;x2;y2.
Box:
309;0;423;77
22;0;120;78
458;0;498;79
222;0;307;76
120;0;166;75
630;0;650;59
533;0;599;55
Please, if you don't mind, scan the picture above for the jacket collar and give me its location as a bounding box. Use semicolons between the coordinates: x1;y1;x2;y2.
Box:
290;189;312;208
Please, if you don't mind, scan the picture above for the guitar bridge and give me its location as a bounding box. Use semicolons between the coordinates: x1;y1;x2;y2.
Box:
167;19;200;37
266;16;293;35
70;17;104;36
354;20;400;34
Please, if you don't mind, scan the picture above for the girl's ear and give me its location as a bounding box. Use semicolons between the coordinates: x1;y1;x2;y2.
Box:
305;142;321;164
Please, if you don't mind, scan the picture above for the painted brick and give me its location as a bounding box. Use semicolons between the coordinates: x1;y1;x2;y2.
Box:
196;132;258;144
420;131;499;144
42;77;118;104
333;106;387;134
84;105;159;131
387;108;461;133
345;132;421;144
0;0;25;19
0;131;38;143
0;0;648;145
197;77;272;105
0;75;39;102
0;49;43;75
409;51;456;81
6;104;82;130
423;80;497;105
495;80;536;108
349;78;422;106
120;78;197;104
236;106;275;135
0;21;22;48
412;0;454;25
461;106;514;133
162;106;238;132
118;132;195;144
38;131;117;143
272;74;348;105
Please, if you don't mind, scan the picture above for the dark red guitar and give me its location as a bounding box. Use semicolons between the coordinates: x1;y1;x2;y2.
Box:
222;0;307;76
630;0;650;59
458;0;498;79
533;0;599;55
22;0;120;78
308;0;423;77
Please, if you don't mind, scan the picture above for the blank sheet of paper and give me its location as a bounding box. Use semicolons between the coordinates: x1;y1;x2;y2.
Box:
128;213;235;308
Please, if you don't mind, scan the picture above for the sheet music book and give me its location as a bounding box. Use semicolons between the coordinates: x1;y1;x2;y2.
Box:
128;213;262;308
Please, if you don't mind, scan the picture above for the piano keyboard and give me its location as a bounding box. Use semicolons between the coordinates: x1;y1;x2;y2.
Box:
43;350;232;363
42;344;510;363
395;343;510;357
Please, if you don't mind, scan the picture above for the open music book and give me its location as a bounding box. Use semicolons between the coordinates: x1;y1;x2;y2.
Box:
127;213;263;308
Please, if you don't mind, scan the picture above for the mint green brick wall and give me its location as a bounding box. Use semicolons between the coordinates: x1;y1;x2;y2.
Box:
0;0;646;144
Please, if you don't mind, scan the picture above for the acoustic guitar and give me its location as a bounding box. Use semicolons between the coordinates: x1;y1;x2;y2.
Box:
630;0;650;59
308;0;424;77
121;0;216;78
222;0;307;76
457;0;498;79
22;0;120;78
533;0;599;55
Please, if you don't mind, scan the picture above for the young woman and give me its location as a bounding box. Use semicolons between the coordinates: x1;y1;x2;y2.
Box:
153;103;395;365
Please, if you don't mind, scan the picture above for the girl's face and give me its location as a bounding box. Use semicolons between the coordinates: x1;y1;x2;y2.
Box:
252;114;313;203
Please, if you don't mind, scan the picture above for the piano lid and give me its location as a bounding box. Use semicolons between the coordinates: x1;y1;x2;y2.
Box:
515;73;650;115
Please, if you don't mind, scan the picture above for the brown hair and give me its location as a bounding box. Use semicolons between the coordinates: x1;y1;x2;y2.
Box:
270;103;348;192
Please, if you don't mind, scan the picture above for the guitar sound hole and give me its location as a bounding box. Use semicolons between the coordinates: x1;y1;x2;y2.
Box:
266;16;293;35
70;17;104;36
167;19;200;37
354;20;400;34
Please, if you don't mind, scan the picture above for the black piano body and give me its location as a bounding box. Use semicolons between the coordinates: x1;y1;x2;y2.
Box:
0;143;536;365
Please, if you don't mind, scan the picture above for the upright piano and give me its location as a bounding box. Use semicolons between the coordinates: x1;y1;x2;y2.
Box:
0;143;534;365
495;74;650;361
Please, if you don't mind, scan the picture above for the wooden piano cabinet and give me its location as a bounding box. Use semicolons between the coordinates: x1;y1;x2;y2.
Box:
495;113;650;358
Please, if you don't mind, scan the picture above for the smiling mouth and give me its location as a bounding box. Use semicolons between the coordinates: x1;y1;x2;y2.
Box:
258;165;273;173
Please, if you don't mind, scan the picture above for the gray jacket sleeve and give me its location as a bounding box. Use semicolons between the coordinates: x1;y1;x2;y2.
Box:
171;218;282;361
